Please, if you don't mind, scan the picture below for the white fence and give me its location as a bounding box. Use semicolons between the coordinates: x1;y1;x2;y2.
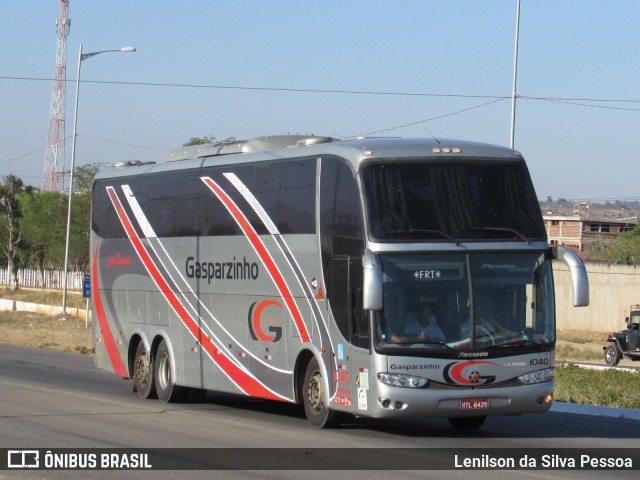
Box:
0;267;85;290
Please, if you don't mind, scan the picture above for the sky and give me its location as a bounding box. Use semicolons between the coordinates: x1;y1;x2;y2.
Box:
1;0;639;202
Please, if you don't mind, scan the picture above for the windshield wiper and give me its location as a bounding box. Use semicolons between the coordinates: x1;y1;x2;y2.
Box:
462;226;530;243
416;340;458;353
387;339;457;353
493;339;545;349
385;228;458;242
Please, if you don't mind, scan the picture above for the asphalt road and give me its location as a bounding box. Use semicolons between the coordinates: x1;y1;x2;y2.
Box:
0;343;639;479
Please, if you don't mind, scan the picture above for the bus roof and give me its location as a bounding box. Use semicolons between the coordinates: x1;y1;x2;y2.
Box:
95;135;524;181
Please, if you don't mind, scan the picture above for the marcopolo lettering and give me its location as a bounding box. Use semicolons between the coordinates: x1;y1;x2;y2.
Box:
185;256;259;283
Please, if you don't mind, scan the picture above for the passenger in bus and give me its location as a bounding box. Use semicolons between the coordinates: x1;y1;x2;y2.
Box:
389;302;445;343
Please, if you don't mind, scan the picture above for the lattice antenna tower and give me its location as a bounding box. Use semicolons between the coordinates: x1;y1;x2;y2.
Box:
42;0;70;192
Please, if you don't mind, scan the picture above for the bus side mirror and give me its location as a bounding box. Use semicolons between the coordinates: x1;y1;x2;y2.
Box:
362;249;382;311
552;246;589;307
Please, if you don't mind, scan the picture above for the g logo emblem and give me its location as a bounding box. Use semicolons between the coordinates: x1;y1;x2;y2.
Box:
248;300;283;342
443;360;497;386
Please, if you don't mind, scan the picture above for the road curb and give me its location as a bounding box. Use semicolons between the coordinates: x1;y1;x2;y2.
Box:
0;298;89;319
561;360;640;372
551;401;640;420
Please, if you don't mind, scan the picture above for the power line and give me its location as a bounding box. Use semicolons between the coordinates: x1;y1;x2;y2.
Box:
3;75;640;104
2;98;506;165
0;146;46;165
0;75;507;99
3;76;639;169
522;96;640;112
1;134;170;167
569;197;640;202
522;95;640;104
358;98;507;136
78;134;173;150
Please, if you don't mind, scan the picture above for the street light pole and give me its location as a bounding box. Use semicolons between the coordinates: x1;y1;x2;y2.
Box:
509;0;522;150
61;44;135;317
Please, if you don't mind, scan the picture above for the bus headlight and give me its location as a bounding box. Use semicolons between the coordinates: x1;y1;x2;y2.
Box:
518;368;555;385
377;372;428;388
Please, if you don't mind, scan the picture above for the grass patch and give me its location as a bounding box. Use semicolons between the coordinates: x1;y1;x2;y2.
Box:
75;345;91;355
555;343;604;362
556;329;609;363
0;288;86;309
0;311;91;355
557;330;608;344
0;316;18;326
555;364;640;409
564;336;590;345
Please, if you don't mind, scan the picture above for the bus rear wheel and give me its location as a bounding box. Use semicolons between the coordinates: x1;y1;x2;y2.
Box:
448;416;486;430
303;357;342;428
133;341;156;399
155;339;187;403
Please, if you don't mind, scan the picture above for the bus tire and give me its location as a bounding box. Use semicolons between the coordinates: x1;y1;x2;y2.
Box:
303;356;342;428
154;339;187;403
447;416;486;430
133;341;156;400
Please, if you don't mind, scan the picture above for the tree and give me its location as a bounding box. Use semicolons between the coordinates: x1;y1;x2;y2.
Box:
587;224;640;263
16;164;98;280
183;135;216;147
74;163;101;194
59;164;99;272
588;238;640;263
0;175;24;289
69;187;92;272
18;190;67;283
183;136;237;147
65;163;99;272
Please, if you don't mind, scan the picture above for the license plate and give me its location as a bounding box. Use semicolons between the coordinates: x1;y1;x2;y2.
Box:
460;398;489;410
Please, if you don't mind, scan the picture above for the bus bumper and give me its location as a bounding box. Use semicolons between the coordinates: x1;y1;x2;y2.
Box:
364;380;554;419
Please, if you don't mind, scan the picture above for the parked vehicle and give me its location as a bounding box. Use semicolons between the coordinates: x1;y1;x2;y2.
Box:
604;305;640;366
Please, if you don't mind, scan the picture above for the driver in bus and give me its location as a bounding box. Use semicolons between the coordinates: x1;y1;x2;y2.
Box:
389;301;445;343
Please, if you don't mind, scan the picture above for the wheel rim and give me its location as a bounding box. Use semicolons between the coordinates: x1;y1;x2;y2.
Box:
134;353;150;386
606;346;616;363
157;353;170;390
306;370;324;414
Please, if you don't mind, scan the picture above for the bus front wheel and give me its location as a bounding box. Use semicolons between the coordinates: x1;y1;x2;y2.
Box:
303;357;342;428
133;341;156;400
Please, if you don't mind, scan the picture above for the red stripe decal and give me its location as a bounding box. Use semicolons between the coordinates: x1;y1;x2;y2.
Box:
201;177;311;343
105;187;286;401
92;243;128;377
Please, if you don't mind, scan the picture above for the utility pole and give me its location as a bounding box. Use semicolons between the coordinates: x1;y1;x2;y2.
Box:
510;0;521;149
43;0;71;192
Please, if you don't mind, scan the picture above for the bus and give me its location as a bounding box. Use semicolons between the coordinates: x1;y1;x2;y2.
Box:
91;135;589;429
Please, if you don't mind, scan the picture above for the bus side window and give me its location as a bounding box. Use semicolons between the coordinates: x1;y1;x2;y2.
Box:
327;257;350;339
326;256;368;349
350;284;368;348
321;157;367;348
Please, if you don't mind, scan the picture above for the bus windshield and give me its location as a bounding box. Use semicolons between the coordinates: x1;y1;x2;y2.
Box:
361;161;546;242
375;252;554;353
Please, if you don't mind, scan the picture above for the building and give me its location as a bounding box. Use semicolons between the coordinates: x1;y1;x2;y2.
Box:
544;213;636;255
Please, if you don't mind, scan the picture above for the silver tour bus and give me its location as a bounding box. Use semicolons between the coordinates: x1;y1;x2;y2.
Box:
91;135;588;429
